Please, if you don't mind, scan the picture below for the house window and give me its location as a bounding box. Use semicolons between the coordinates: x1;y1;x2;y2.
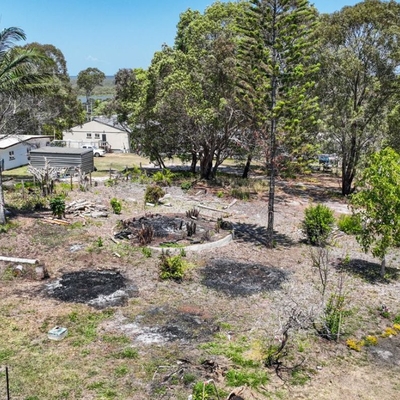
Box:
86;133;92;139
9;151;15;160
95;133;100;139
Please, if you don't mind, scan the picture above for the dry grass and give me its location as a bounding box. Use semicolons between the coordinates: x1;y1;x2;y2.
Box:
0;172;399;399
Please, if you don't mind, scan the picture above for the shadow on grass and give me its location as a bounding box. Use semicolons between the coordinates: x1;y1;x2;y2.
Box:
336;258;399;284
233;222;295;247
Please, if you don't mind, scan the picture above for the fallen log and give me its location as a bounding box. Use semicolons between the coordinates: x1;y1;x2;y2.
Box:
0;256;39;265
197;204;231;215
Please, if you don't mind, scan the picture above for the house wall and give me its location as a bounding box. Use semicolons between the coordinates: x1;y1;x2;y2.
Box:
0;136;51;171
63;121;130;153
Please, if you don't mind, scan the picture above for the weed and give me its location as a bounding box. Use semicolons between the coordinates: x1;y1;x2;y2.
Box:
225;368;268;388
180;181;192;191
142;247;152;258
217;190;224;198
114;365;129;377
290;368;310;386
0;220;19;234
112;347;139;359
49;196;66;219
346;338;364;351
110;197;122;214
182;373;196;385
96;237;103;247
230;187;250;200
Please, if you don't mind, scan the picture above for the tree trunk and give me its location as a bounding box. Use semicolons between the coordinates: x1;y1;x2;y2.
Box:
381;257;386;278
242;154;252;179
0;164;6;225
190;152;197;174
200;148;214;180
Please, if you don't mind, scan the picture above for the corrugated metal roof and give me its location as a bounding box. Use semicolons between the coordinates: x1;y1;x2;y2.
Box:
0;135;52;149
30;147;94;173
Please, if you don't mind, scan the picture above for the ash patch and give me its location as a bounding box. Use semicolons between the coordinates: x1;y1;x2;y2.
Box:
367;335;400;367
201;259;287;297
44;270;138;308
122;305;218;344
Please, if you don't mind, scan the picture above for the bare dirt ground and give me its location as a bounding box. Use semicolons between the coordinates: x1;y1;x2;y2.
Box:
1;171;400;399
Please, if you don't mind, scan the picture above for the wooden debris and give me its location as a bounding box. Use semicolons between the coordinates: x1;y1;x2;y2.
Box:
42;218;70;225
223;199;237;210
0;256;39;265
198;204;231;215
65;199;109;217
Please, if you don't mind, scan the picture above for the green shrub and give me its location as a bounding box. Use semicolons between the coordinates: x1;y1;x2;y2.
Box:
110;198;122;214
230;188;250;200
152;169;174;186
302;204;335;245
180;181;192;191
49;196;66;218
337;214;362;235
144;185;165;204
159;252;188;281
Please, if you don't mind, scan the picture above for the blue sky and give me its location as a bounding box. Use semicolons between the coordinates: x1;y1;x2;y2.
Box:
1;0;362;76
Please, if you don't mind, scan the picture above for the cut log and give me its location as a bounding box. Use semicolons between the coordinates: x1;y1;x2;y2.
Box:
0;256;39;265
198;204;231;215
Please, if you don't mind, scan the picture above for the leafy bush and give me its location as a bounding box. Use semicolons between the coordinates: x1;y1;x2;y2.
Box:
110;197;122;214
302;204;335;245
159;252;188;282
144;185;165;204
337;214;362;235
152;169;174;186
180;181;192;191
49;196;65;218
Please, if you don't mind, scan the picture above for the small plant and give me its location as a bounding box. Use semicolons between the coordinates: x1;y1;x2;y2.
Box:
152;169;174;186
141;247;152;258
381;327;398;338
110;198;122;214
96;237;103;247
180;181;192;191
49;196;65;219
346;338;364;351
217;190;224;198
230;187;250;200
112;347;139;359
364;335;378;346
159;252;188;282
144;185;165;204
337;214;362;235
319;293;349;340
302;204;335;245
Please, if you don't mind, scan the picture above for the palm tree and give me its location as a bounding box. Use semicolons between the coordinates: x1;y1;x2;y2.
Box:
0;26;54;224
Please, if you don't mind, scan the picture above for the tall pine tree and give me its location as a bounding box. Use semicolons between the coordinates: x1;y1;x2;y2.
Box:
237;0;319;247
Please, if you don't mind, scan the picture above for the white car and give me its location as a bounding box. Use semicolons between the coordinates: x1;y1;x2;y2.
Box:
81;145;106;157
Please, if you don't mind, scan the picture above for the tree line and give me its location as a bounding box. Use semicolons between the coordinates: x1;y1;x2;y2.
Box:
1;0;400;247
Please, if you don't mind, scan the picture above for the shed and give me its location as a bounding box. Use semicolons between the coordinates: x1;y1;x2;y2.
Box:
29;147;94;174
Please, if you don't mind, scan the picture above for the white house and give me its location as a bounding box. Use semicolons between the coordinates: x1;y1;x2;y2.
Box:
0;135;51;171
62;118;130;153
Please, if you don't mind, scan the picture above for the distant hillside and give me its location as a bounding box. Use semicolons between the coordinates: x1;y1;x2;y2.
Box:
70;75;115;96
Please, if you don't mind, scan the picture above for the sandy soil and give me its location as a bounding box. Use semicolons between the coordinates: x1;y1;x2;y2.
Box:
1;172;399;399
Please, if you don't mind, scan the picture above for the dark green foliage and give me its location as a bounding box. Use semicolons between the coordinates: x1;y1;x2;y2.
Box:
337;214;362;235
158;252;187;281
144;185;165;204
49;196;65;219
110;197;122;214
302;204;335;245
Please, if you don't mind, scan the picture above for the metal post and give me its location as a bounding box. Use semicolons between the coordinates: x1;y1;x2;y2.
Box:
6;366;10;400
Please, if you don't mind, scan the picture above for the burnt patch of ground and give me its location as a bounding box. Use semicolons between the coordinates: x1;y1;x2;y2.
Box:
121;305;219;344
336;258;399;284
114;213;229;246
44;270;139;308
367;335;400;367
201;258;288;297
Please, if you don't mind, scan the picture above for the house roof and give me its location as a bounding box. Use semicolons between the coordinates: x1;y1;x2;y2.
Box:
30;147;92;155
65;118;126;134
0;135;51;150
